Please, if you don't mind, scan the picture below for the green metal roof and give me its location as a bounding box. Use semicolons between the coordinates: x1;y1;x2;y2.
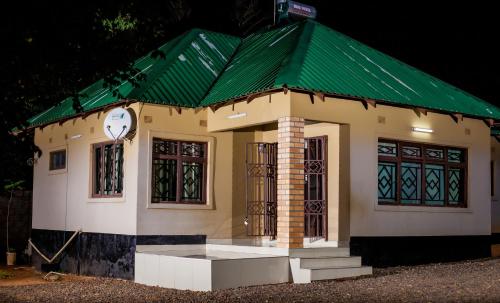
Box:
27;19;500;128
200;22;305;104
201;20;500;120
286;20;500;119
28;29;240;127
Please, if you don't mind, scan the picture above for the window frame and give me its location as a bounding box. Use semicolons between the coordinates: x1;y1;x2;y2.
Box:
49;149;66;171
91;141;124;198
378;138;467;208
151;137;208;204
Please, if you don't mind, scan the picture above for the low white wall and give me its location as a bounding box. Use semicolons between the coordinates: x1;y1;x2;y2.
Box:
135;251;289;291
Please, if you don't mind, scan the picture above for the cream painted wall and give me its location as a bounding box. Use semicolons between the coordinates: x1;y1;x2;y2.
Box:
249;123;347;242
491;138;500;233
207;92;291;132
304;123;341;242
231;131;255;238
208;90;491;237
291;92;492;236
135;104;235;239
32;90;493;239
32;104;140;235
33;102;249;239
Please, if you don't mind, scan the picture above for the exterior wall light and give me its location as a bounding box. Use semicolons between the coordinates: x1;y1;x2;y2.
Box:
412;127;433;133
70;134;83;140
227;112;247;119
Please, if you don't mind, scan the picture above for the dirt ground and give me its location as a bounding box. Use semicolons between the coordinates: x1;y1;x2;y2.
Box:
0;265;89;287
2;258;500;302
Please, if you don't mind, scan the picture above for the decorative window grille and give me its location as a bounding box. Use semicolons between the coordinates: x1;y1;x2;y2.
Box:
151;138;207;204
92;142;124;197
378;139;467;207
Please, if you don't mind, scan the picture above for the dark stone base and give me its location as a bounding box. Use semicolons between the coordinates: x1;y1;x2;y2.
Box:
350;235;493;267
136;234;206;245
491;233;500;244
31;229;206;279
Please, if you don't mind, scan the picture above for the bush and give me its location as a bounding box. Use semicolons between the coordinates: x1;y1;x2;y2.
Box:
0;269;12;279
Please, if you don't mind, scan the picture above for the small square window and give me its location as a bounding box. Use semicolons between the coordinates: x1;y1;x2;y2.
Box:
49;150;66;170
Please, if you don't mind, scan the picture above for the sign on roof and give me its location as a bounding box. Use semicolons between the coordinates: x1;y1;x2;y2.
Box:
288;1;317;19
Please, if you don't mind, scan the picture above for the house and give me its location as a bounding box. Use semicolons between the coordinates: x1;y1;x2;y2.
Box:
25;19;500;289
491;130;500;236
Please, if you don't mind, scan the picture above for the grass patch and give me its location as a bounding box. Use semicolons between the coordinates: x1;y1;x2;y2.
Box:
0;269;13;279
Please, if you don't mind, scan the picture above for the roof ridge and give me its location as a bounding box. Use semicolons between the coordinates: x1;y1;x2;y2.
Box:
198;36;244;106
127;29;202;101
273;20;314;89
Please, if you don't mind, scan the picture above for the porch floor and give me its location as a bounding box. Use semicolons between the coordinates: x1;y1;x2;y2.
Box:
135;243;371;290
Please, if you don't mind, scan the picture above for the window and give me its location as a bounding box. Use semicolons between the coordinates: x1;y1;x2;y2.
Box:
49;150;66;170
378;139;467;207
151;138;207;204
92;142;124;197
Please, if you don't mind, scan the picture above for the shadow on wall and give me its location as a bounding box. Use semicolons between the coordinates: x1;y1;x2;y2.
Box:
350;236;493;267
0;190;32;264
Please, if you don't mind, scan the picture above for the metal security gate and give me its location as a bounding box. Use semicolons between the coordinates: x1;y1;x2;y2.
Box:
245;143;278;238
304;136;328;239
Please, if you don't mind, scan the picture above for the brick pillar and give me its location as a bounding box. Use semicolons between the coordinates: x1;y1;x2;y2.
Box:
277;117;305;248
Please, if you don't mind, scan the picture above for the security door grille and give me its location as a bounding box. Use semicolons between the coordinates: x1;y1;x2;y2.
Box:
245;143;278;238
304;136;327;239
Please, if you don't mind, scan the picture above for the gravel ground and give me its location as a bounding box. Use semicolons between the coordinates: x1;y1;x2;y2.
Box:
2;258;500;303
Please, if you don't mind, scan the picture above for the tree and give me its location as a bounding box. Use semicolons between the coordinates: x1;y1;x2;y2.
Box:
4;180;24;253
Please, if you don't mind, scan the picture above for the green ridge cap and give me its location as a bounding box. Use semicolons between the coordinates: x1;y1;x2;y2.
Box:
274;20;315;88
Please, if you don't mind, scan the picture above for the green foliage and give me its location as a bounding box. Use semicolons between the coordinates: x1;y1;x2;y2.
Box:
4;180;24;192
0;270;12;279
101;12;138;35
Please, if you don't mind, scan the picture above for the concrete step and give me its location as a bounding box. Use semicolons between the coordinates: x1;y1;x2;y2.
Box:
289;247;350;258
310;266;373;281
300;256;362;269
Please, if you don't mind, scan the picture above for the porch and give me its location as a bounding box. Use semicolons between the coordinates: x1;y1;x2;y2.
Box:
135;113;367;291
134;243;371;291
226;116;350;249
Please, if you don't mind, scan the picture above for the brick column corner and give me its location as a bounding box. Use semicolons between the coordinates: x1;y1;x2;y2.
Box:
277;116;305;248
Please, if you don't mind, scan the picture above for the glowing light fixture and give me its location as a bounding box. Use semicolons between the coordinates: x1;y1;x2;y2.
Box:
412;127;433;133
227;112;247;119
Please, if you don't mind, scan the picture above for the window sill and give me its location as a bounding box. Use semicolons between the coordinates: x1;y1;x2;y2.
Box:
147;202;213;210
88;196;125;203
48;168;67;175
374;204;472;213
